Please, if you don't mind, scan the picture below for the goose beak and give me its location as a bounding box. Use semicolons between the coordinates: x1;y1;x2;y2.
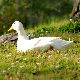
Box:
8;26;13;31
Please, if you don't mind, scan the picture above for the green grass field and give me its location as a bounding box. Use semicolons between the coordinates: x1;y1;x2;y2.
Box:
0;18;80;80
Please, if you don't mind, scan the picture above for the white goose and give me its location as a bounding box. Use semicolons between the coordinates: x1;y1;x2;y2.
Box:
8;21;73;52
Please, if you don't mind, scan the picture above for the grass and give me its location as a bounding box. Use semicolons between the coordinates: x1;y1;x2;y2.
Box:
0;18;80;80
27;17;69;33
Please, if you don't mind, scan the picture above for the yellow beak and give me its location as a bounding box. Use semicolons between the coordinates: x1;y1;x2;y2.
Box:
8;26;13;31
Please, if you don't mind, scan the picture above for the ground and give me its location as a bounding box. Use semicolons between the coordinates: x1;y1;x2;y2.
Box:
0;18;80;80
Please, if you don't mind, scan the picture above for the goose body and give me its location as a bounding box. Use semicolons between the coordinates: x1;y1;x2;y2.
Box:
8;21;73;52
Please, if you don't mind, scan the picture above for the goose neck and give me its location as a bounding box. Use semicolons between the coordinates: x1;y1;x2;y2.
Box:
17;30;29;40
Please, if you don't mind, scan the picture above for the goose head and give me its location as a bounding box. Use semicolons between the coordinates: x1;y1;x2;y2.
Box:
8;21;24;32
8;21;30;40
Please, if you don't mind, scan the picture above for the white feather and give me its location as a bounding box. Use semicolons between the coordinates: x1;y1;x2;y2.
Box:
9;21;73;52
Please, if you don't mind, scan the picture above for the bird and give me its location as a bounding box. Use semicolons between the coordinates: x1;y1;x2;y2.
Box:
8;21;73;52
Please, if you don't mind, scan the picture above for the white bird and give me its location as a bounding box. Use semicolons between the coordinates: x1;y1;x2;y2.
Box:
8;21;73;52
